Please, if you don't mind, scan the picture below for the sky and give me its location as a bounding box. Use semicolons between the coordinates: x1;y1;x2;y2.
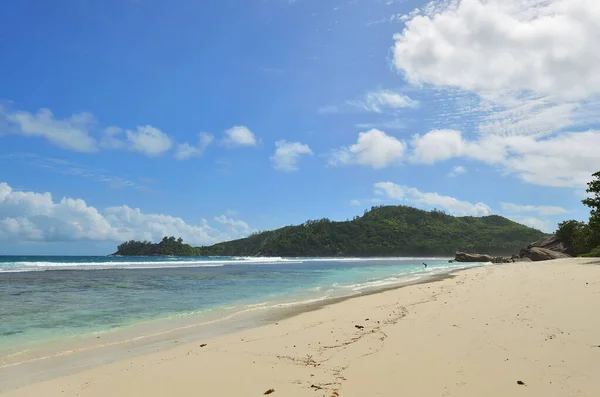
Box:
1;0;599;255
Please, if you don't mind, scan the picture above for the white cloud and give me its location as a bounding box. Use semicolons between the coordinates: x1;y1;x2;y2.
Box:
448;165;466;177
391;0;600;188
348;89;418;113
0;182;251;245
104;206;221;246
126;125;173;156
221;126;257;147
500;202;568;216
0;182;118;242
1;105;226;160
350;199;362;206
411;129;467;164
270;140;313;172
174;133;214;161
213;215;252;239
373;182;406;200
478;98;583;139
411;129;506;165
1;107;98;152
392;0;600;101
329;129;406;169
506;215;554;233
500;130;600;187
409;128;600;187
374;181;493;216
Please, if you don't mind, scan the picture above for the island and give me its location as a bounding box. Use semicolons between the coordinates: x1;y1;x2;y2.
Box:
112;205;545;257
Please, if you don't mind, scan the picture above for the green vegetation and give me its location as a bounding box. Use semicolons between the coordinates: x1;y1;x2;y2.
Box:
581;246;600;258
113;205;545;257
115;236;198;256
556;171;600;257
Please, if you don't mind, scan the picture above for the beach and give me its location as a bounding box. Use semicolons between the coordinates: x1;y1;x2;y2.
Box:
2;257;600;396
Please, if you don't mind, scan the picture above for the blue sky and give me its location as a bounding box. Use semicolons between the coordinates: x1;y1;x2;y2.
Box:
1;0;599;255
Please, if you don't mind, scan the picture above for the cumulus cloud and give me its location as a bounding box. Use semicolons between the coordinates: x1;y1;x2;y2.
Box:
0;182;252;245
392;0;600;188
0;104;186;158
411;130;468;164
500;202;568;216
392;0;600;100
213;215;252;239
174;133;214;161
448;165;466;177
221;126;257;147
1;106;98;152
374;181;493;216
411;130;507;165
0;182;118;242
329;129;406;169
409;128;600;187
126;125;173;156
348;90;418;113
270;140;313;172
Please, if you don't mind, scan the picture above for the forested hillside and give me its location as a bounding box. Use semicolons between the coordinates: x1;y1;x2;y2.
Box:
113;205;545;257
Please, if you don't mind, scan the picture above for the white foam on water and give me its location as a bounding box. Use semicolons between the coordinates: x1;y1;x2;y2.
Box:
0;257;304;272
0;256;457;273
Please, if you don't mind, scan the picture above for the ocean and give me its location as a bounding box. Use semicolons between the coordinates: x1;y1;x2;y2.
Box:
0;256;488;359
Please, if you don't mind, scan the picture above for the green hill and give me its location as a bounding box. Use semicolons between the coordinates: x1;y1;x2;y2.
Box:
113;205;546;257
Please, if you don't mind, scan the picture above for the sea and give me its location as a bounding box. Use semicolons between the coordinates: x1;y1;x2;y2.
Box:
0;256;490;364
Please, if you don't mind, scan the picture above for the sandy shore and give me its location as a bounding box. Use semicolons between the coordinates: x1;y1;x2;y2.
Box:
2;258;600;396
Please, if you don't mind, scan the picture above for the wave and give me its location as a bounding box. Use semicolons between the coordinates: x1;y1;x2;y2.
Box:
234;264;482;313
0;255;467;273
0;257;301;273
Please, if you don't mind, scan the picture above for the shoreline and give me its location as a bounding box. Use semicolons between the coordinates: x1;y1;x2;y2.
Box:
0;265;467;392
3;258;599;396
1;256;472;357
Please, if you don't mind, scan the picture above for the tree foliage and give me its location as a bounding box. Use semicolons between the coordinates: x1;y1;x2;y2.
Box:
555;171;600;257
113;206;545;257
115;236;197;256
556;220;588;256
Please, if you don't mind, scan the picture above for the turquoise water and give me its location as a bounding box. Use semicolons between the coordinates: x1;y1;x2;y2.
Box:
0;256;486;353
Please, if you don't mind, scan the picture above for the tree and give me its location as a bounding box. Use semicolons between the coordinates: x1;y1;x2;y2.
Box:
556;220;588;256
582;171;600;216
581;171;600;252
